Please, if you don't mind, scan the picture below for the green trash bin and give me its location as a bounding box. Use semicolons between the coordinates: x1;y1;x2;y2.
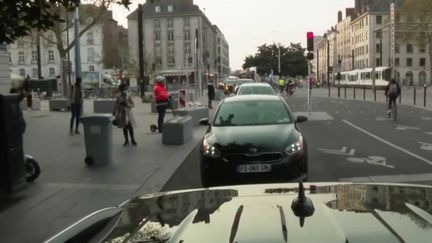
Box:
80;114;113;166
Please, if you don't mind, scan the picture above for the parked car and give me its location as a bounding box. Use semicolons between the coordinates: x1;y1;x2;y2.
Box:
199;95;308;187
236;82;276;95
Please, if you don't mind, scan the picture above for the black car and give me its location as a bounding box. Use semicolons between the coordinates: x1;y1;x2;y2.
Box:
44;183;432;243
199;95;308;186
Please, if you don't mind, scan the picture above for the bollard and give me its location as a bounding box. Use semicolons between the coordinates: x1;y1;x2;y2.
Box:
344;86;347;99
414;88;416;105
399;89;402;104
328;86;330;98
374;89;376;101
424;84;427;107
338;86;340;98
353;87;356;99
363;87;366;100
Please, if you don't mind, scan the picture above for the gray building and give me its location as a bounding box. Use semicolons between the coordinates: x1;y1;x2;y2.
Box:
127;0;230;88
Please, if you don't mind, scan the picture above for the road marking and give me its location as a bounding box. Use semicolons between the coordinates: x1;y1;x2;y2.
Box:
339;173;432;183
396;125;420;131
347;156;394;169
422;117;432;121
426;132;432;136
375;116;387;121
419;142;432;151
317;146;356;156
343;120;432;166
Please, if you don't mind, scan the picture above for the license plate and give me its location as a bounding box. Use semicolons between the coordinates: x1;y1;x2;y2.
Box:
237;164;272;173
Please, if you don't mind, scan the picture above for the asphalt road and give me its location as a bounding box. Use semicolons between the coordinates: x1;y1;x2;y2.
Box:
162;90;432;192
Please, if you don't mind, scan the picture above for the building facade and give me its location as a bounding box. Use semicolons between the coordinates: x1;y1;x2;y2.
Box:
127;0;230;88
336;10;354;71
8;7;124;88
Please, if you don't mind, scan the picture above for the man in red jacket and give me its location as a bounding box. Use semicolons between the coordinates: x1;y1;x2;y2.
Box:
153;76;169;133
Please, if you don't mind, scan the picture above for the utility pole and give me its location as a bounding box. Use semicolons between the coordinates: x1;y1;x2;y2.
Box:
36;32;42;79
278;44;281;75
137;4;145;97
74;7;81;80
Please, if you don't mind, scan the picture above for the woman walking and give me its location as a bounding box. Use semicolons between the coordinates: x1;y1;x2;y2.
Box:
114;84;137;146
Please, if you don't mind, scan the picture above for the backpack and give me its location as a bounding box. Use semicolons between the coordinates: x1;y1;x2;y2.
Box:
388;83;398;96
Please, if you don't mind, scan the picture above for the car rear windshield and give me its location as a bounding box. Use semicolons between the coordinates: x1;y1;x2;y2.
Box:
214;100;292;126
238;86;274;95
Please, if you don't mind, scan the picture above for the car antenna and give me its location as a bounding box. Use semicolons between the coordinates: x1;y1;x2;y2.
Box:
291;181;315;227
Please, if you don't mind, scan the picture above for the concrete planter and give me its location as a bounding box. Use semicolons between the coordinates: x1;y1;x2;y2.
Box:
49;98;69;111
93;99;116;114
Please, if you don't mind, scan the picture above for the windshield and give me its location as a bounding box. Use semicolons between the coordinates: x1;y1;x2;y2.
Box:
214;100;291;126
2;0;431;242
238;86;274;95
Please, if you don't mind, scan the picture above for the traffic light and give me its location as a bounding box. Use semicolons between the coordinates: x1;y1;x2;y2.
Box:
307;32;314;52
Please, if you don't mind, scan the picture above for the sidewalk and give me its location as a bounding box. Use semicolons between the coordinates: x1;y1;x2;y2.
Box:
0;92;217;243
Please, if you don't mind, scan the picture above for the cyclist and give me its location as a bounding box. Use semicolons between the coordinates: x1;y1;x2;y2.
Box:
384;79;401;118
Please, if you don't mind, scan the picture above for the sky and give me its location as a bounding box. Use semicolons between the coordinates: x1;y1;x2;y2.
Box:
110;0;353;70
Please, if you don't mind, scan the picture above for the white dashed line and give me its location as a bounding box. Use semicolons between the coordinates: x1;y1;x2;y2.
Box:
343;120;432;166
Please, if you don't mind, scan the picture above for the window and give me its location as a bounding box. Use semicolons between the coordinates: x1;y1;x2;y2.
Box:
31;51;37;64
87;48;94;62
48;50;55;63
168;5;174;12
407;44;413;53
32;68;38;78
155;31;161;41
155;56;162;65
168;57;175;66
168;45;175;55
185;44;191;54
167;18;173;28
89;65;95;71
395;58;399;66
376;44;381;53
49;67;55;77
154;19;160;28
167;31;174;42
184;17;190;27
188;56;193;64
18;51;25;64
87;32;94;45
420;58;426;67
155;6;161;13
376;31;382;38
407;58;413;67
19;69;25;77
376;58;380;66
184;31;190;41
376;15;382;25
366;45;368;54
155;46;161;56
419;44;426;53
395;43;400;53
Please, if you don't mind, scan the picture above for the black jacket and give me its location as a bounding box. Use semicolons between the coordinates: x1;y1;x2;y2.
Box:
385;81;401;97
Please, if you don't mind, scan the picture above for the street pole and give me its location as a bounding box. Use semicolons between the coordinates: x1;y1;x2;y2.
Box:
66;13;71;86
74;7;81;80
372;31;376;95
307;60;311;114
36;32;42;79
278;45;281;75
137;4;145;97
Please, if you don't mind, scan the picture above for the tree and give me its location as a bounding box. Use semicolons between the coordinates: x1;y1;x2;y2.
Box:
242;43;308;77
399;0;432;85
0;0;132;44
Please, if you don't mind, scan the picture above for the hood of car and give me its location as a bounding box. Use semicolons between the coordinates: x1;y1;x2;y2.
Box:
207;124;299;153
44;183;432;243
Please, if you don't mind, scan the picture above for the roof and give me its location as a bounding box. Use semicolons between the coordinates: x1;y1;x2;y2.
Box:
238;83;272;87
223;94;282;103
369;0;392;13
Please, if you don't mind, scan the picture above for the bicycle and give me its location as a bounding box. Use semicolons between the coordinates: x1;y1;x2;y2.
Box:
387;96;397;121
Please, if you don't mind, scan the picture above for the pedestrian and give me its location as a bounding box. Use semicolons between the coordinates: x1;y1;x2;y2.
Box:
207;78;215;109
278;77;285;94
69;77;84;135
384;79;401;117
153;76;169;133
22;75;32;111
114;84;137;146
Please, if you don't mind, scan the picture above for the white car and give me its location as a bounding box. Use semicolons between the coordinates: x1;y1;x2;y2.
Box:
236;82;276;95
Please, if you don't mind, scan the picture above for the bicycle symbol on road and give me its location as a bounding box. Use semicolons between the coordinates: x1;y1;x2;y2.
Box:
419;142;432;151
347;156;395;169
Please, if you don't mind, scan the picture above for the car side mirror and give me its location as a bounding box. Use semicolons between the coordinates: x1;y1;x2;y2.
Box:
296;116;308;123
199;118;210;126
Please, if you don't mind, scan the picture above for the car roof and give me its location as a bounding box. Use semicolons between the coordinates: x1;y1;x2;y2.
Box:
223;94;282;103
239;83;272;87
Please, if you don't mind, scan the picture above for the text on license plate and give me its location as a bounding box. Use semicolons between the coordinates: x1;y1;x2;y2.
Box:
237;164;272;173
